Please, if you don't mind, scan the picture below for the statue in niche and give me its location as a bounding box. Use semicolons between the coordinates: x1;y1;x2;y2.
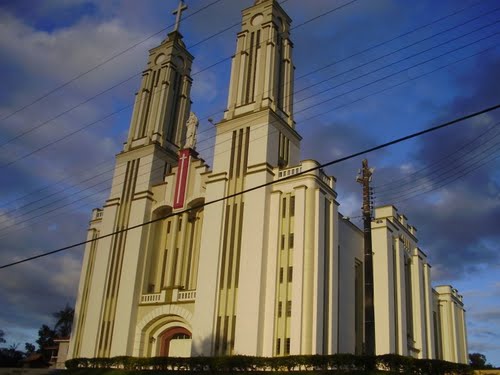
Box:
184;112;199;150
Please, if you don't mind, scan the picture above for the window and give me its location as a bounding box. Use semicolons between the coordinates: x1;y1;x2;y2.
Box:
285;338;291;355
290;196;295;217
178;218;182;231
405;259;414;339
279;267;284;283
278;301;282;317
281;234;285;250
282;197;287;218
167;221;171;234
288;267;293;282
289;233;294;249
286;301;292;317
276;338;281;355
172;333;190;340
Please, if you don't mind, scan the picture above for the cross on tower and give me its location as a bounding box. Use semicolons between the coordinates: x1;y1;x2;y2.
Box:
172;1;188;33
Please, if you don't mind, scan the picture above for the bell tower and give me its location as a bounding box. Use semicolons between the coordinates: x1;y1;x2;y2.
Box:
68;2;195;359
192;0;301;357
224;0;295;128
124;19;193;164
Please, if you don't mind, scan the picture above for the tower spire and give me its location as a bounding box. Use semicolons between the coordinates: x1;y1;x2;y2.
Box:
172;1;188;33
223;0;295;127
123;0;194;162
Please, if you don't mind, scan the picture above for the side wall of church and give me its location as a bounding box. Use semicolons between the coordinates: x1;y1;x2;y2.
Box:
337;217;364;354
68;209;103;358
266;161;339;356
371;206;435;359
433;286;468;364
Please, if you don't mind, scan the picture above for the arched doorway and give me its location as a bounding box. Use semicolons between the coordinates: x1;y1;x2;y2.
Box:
158;326;192;356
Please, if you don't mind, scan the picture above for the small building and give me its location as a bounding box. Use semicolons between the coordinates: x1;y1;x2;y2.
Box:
49;338;70;369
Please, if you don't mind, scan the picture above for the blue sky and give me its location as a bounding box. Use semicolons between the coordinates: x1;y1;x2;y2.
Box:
0;0;499;365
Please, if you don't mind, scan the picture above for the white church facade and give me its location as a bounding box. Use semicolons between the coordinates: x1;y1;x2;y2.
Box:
67;0;468;364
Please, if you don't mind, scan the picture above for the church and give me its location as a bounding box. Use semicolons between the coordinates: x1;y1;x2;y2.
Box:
67;0;468;364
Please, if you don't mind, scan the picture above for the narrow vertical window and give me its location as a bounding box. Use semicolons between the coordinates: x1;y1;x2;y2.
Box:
278;301;282;317
405;259;414;339
282;197;287;218
288;267;293;282
223;316;229;353
285;338;291;355
276;34;284;110
289;233;294;249
281;234;285;250
215;316;221;354
178;218;182;232
286;301;292;317
276;338;281;355
171;248;179;286
167;221;171;234
279;267;284;283
290;196;295;217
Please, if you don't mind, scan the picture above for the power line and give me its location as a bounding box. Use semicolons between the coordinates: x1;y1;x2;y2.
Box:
0;0;226;123
296;0;488;82
2;10;498;229
0;0;357;169
0;0;486;171
1;102;498;269
375;139;500;203
298;43;499;123
373;121;500;190
0;0;489;208
295;29;500;118
3;13;497;173
295;8;500;102
0;0;292;150
0;41;496;235
0;158;115;210
373;123;500;196
381;147;500;207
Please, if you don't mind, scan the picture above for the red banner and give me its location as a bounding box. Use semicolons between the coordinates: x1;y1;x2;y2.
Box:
173;149;191;209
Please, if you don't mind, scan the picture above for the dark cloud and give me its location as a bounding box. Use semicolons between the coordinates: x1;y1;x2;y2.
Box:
386;52;500;281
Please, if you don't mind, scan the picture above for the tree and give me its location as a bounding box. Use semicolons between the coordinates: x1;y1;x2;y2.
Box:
24;343;35;354
469;352;493;369
0;330;5;344
0;343;24;368
36;325;55;352
52;304;74;338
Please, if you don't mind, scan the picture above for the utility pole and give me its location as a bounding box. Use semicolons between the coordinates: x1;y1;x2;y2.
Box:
356;158;375;356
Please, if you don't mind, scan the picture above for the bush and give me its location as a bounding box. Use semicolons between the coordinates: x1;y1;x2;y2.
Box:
65;353;473;374
377;353;414;372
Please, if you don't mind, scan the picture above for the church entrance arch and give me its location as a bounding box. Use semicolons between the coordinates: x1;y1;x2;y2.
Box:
158;326;192;356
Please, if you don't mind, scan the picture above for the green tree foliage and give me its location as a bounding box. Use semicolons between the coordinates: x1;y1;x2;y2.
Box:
468;352;492;369
0;345;24;368
36;324;55;352
24;343;35;354
53;304;74;338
